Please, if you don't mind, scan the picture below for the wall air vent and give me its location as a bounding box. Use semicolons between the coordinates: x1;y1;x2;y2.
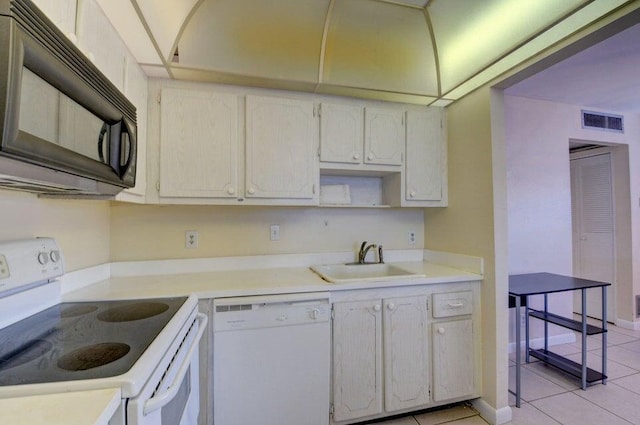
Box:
582;110;624;133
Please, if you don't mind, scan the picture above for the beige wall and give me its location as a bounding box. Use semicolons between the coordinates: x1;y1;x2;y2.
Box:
110;203;423;261
0;189;111;271
424;87;506;411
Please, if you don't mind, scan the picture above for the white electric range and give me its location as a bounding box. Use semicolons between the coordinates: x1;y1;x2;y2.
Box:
0;238;206;425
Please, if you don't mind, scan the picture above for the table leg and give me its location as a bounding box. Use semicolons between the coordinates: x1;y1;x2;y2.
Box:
525;301;530;363
515;295;522;408
602;286;607;384
581;288;587;390
544;294;549;352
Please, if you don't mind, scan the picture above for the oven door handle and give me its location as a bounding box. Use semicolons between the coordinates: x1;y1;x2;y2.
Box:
143;312;208;416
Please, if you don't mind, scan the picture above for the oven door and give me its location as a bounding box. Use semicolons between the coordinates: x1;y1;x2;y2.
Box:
126;312;207;425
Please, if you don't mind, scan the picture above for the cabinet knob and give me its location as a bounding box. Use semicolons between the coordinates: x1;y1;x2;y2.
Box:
367;153;373;161
247;188;256;195
353;153;360;160
387;302;396;311
437;327;445;335
227;187;236;195
310;308;321;320
409;191;416;198
373;304;381;312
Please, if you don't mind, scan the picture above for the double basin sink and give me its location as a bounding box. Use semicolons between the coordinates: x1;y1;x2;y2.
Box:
310;263;424;284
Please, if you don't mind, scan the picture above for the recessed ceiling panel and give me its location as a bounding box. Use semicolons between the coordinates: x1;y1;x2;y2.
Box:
429;0;588;95
96;0;161;65
136;0;200;62
176;0;330;83
323;0;438;96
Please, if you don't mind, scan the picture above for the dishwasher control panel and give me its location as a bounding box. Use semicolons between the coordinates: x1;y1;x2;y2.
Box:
213;292;330;331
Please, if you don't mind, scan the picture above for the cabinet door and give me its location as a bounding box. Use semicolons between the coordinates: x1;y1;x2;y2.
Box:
332;300;383;422
245;95;316;199
432;319;474;402
76;0;127;90
160;88;238;198
364;107;404;166
383;296;429;412
32;0;77;36
320;103;363;164
406;109;443;202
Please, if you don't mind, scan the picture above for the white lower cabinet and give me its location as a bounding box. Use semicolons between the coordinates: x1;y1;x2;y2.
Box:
332;296;428;422
331;284;478;424
432;319;474;402
332;300;383;422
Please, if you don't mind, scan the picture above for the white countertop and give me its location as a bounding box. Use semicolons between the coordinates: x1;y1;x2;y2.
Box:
64;260;482;301
0;388;121;425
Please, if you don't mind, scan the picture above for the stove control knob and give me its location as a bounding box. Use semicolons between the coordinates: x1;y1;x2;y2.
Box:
49;250;61;263
37;251;49;265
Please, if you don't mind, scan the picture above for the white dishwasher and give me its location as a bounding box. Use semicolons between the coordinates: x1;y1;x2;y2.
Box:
213;292;331;425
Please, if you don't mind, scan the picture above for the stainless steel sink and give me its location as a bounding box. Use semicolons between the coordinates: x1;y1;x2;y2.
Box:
310;263;424;283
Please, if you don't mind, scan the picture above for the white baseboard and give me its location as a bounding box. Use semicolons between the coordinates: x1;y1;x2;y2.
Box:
616;318;640;331
472;398;512;425
508;332;576;353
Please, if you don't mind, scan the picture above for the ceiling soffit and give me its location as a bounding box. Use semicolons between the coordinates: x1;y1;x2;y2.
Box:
97;0;634;105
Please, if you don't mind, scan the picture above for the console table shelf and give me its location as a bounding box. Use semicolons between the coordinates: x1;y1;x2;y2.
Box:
529;349;607;383
528;310;606;335
508;272;610;408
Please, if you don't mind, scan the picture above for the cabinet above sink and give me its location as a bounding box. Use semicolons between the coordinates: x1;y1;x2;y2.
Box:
145;79;446;208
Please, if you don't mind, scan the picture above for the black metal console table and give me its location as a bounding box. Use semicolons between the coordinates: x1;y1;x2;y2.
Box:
508;272;610;407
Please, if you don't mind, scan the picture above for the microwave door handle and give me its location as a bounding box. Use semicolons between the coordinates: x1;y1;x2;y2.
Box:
98;123;108;163
119;125;135;177
143;313;208;416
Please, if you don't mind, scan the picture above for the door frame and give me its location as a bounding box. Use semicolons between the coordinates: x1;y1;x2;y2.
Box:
570;142;633;324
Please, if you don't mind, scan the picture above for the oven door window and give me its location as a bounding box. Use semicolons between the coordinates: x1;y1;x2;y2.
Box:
159;366;191;424
19;68;105;162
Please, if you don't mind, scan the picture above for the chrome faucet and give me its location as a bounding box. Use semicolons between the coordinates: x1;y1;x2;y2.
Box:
378;245;384;264
358;241;377;264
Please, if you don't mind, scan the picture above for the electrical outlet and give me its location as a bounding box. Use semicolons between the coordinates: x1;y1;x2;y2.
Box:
270;224;280;241
408;231;416;245
185;230;198;249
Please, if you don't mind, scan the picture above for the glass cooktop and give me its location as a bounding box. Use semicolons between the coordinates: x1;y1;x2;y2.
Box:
0;297;187;386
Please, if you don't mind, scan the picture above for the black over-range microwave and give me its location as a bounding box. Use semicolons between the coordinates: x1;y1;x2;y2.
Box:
0;0;136;197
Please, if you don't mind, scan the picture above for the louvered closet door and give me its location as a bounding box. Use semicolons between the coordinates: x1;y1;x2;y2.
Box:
571;153;614;320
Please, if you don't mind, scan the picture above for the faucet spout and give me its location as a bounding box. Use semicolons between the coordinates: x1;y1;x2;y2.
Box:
358;242;377;264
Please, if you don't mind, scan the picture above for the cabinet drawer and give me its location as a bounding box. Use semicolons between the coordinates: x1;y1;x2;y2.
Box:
432;291;473;318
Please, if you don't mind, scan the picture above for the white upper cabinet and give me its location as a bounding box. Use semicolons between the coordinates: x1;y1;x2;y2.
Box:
405;108;447;206
245;95;316;200
32;0;77;37
319;103;405;169
364;107;404;166
159;88;238;199
76;0;127;90
319;103;363;164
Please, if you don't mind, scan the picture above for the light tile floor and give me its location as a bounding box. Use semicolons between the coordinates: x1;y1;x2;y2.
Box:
371;318;640;425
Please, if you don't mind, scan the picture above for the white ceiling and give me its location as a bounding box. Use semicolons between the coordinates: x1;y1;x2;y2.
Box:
96;0;636;106
506;23;640;114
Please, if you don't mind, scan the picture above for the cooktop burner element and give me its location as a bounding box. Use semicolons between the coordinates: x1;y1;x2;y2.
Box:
58;342;131;371
97;302;170;322
60;305;99;318
0;297;187;386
